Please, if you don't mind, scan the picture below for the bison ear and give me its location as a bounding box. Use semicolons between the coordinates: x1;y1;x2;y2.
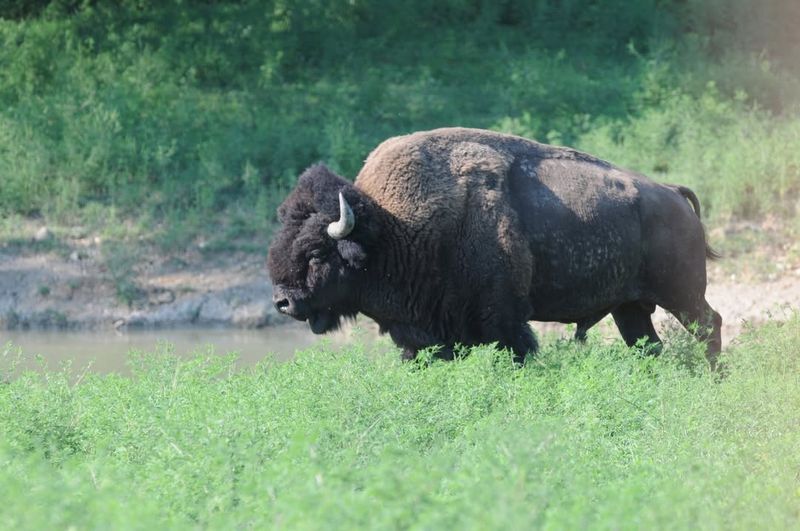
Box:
337;239;367;270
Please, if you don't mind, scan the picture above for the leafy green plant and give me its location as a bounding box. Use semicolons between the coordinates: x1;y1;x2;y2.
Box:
1;319;800;528
101;241;143;306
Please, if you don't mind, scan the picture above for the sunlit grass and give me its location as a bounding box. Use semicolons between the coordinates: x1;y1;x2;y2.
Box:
1;318;799;529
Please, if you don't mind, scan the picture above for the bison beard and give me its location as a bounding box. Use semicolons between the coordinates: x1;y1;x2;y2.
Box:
309;311;336;334
267;128;723;369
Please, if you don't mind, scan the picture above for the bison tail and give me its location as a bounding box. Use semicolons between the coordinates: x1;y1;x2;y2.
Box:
705;243;723;261
675;185;722;261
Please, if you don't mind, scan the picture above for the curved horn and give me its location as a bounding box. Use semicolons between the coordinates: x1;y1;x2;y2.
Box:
327;192;355;239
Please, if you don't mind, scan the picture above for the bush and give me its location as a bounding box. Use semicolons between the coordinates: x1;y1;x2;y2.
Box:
0;1;799;242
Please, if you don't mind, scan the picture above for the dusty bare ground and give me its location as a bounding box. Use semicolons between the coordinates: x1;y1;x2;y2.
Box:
1;220;799;349
0;235;283;331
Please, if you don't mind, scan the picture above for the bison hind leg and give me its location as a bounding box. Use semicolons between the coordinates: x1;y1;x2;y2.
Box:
612;302;662;354
667;299;722;370
574;311;611;342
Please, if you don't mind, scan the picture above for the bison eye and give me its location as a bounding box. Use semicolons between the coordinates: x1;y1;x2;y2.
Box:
308;250;325;265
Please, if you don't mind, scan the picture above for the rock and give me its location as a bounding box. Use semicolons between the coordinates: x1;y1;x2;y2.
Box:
232;300;273;328
127;296;205;328
197;296;233;324
68;226;88;239
34;227;52;242
28;309;68;329
149;289;175;305
69;250;90;262
0;311;20;329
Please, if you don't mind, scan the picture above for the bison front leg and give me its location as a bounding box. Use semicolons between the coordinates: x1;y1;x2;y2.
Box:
400;345;455;361
389;324;453;362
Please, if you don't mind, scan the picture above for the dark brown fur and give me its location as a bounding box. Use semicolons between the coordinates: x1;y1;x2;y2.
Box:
268;128;722;367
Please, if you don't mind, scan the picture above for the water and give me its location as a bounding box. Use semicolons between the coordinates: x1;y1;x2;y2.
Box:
0;324;361;374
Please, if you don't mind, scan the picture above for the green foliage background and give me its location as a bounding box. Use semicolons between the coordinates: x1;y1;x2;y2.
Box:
1;0;799;241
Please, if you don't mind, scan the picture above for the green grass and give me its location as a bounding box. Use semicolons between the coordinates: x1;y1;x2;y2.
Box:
2;319;799;529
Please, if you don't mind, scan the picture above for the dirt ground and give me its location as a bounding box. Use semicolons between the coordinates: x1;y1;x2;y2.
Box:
1;220;799;348
0;234;280;331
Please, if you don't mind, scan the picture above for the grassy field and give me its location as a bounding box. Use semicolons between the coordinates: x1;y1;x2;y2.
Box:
1;319;799;529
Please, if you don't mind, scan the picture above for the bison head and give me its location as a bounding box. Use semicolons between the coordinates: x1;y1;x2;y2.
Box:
267;164;374;334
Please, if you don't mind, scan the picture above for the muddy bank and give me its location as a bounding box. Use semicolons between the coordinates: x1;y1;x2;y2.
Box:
1;231;800;348
0;245;287;331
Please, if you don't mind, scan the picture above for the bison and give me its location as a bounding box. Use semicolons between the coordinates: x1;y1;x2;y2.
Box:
267;128;722;367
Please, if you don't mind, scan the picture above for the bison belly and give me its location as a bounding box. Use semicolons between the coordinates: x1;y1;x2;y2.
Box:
510;162;647;322
527;218;643;321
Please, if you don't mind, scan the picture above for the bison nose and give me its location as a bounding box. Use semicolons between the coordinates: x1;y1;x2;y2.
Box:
274;296;291;314
272;290;309;320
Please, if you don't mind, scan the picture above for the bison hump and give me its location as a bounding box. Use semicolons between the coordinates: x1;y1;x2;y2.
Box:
449;141;512;184
355;134;515;232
